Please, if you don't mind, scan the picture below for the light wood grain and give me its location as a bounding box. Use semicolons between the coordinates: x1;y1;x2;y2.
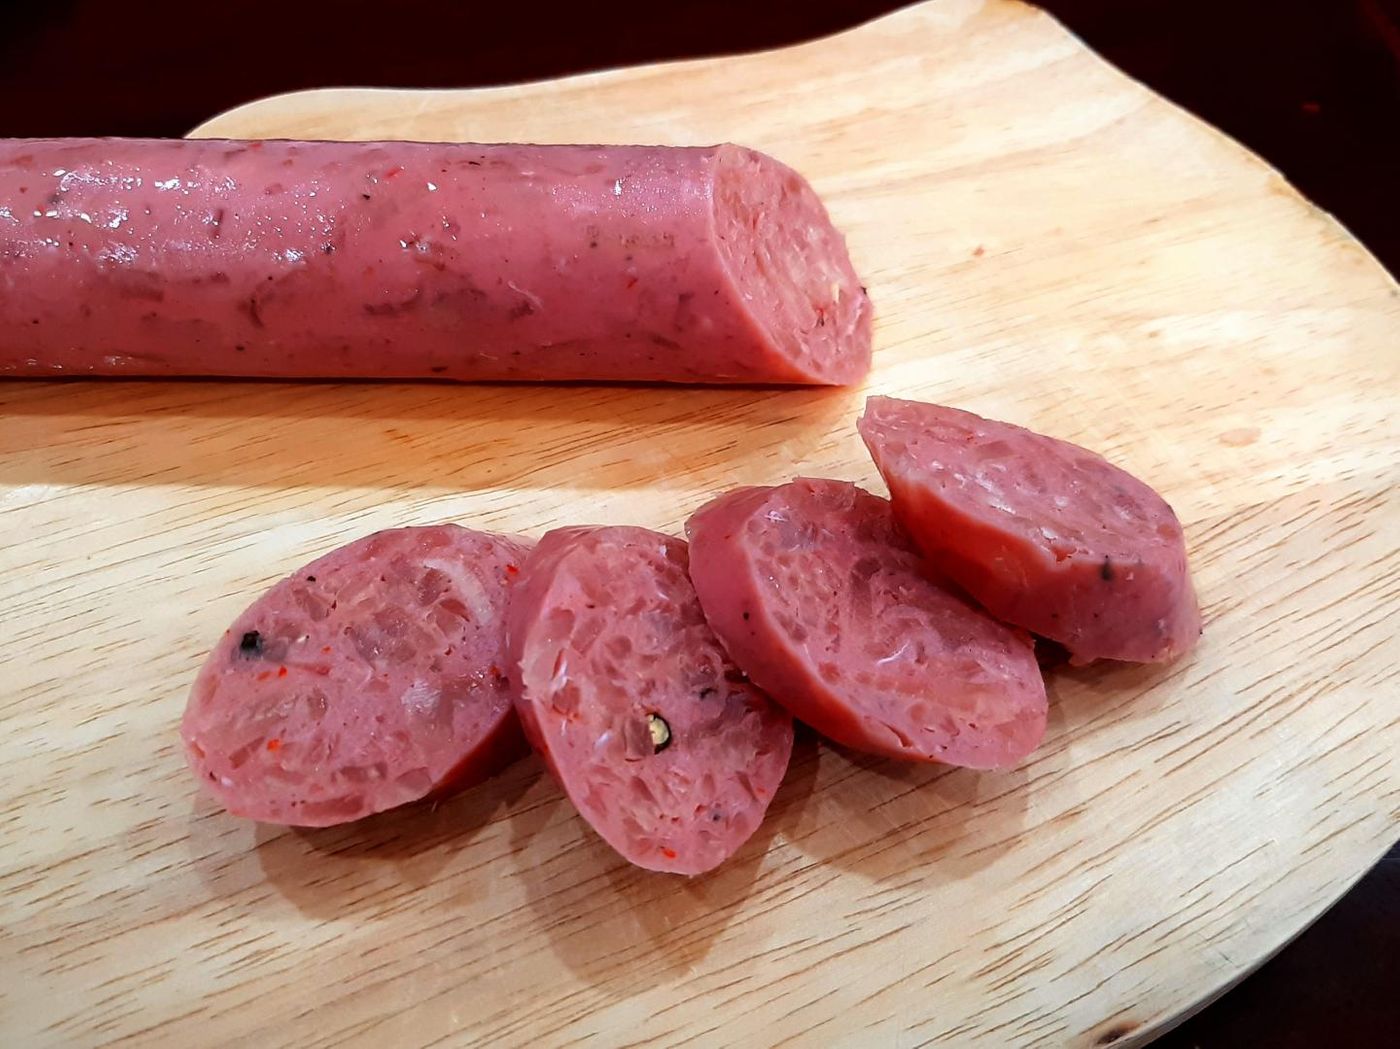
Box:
3;0;1397;1045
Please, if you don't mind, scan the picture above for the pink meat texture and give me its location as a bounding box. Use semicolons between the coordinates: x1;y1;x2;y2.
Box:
858;396;1202;664
182;525;531;826
686;479;1048;769
507;526;794;875
0;138;871;384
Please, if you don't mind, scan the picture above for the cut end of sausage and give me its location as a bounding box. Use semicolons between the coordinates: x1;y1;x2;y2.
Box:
859;396;1202;664
182;525;531;827
711;145;873;385
686;479;1048;770
508;526;794;875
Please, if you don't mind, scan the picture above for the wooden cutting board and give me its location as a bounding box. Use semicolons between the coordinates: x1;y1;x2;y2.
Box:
4;1;1397;1045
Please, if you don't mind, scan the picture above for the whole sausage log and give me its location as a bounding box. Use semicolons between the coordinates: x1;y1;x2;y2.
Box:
0;138;871;384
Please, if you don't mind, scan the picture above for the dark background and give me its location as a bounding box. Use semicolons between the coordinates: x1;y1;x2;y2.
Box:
2;1;1396;1043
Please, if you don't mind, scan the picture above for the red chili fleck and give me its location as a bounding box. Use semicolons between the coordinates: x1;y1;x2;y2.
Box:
256;670;272;682
321;645;332;654
625;277;639;290
660;847;677;859
505;563;520;576
266;738;281;752
384;165;404;179
277;666;288;678
973;245;986;257
489;664;502;678
1301;101;1321;115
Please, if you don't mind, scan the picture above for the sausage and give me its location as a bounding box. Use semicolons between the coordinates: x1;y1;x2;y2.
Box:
0;138;871;384
182;524;530;826
858;396;1202;664
507;526;793;874
686;479;1048;769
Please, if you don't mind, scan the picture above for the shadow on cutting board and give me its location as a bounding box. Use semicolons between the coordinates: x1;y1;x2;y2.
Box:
183;751;542;920
0;380;859;493
770;655;1183;885
778;740;1031;884
501;729;821;995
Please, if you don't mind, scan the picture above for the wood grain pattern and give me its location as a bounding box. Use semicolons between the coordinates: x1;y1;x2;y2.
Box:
4;0;1398;1045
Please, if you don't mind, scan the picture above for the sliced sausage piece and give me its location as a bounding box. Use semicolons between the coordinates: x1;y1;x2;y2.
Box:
508;526;793;875
0;138;871;385
182;525;531;826
858;396;1202;664
685;479;1047;769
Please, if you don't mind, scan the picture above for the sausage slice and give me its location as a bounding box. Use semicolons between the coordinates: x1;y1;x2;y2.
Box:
686;479;1047;769
859;396;1202;664
508;526;793;874
182;525;530;826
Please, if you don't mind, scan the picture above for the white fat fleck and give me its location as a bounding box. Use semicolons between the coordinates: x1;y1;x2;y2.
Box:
401;680;441;716
280;248;304;264
506;281;544;312
104;208;128;230
423;557;495;626
31;210;42;218
831;281;841;303
219;776;234;789
426;181;438;192
296;634;310;644
549;654;569;694
0;206;13;222
613;177;624;197
51;168;66;176
875;640;913;666
1053;495;1069;509
764;510;788;523
154;177;182;191
595;730;614;751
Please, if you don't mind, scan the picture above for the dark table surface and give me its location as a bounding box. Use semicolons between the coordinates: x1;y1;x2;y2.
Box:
2;1;1396;1044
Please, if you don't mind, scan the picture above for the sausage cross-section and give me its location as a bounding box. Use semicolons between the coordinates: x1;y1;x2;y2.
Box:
0;138;871;384
686;479;1048;769
182;524;531;826
858;396;1202;664
507;525;794;874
